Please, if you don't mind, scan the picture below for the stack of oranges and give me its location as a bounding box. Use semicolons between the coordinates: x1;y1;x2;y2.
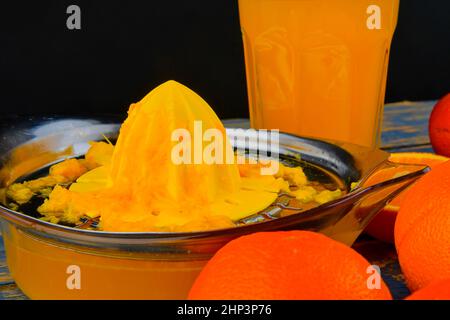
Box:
394;159;450;293
393;94;450;298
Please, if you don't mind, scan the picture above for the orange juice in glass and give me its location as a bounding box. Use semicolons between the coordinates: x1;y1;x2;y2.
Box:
238;0;399;148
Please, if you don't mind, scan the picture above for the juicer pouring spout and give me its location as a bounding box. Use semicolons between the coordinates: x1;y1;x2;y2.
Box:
322;160;430;246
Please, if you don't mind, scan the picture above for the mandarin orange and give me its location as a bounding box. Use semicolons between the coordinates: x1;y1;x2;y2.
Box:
429;93;450;157
188;231;392;300
407;279;450;300
395;160;450;291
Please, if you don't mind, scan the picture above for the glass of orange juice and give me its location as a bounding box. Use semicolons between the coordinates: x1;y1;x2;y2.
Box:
238;0;400;148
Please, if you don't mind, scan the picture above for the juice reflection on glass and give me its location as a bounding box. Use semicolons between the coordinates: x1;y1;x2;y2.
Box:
238;0;399;148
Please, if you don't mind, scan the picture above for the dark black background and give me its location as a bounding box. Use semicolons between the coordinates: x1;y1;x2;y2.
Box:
0;0;449;118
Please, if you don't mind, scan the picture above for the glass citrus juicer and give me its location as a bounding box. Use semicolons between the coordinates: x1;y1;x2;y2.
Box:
0;116;428;299
0;83;428;299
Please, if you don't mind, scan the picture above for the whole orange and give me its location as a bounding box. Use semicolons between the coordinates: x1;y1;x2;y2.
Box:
429;93;450;157
406;279;450;300
395;160;450;291
188;231;392;300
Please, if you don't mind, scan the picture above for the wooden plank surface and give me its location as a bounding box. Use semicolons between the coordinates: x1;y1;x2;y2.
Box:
381;101;435;152
0;100;437;300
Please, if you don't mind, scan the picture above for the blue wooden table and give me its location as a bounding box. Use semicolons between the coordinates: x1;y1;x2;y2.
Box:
0;101;436;300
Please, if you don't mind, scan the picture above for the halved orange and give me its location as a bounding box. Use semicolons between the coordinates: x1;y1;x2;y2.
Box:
364;152;448;243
